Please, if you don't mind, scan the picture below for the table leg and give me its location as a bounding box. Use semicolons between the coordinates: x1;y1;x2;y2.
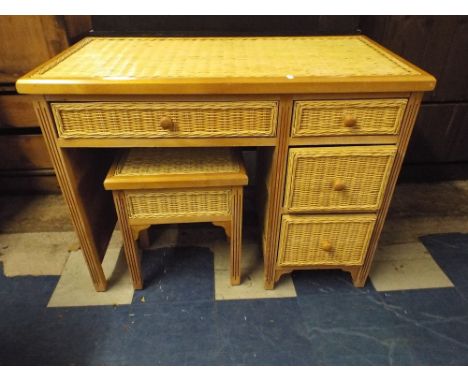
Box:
113;191;143;290
263;96;292;289
230;187;243;285
34;99;116;291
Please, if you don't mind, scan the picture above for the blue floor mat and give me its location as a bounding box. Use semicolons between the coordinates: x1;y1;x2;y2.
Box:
132;245;215;305
2;236;468;365
421;233;468;300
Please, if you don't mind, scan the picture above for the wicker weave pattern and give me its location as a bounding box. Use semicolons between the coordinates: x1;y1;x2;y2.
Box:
284;146;396;212
277;214;376;266
115;148;239;176
125;189;231;219
35;36;419;79
51;101;278;138
292;99;407;137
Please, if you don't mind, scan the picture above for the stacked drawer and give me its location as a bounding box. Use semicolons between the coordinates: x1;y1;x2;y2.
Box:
277;98;407;270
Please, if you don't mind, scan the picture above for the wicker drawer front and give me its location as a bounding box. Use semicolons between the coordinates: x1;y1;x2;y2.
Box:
51;101;278;139
278;214;376;267
284;146;396;212
125;189;231;219
291;99;407;137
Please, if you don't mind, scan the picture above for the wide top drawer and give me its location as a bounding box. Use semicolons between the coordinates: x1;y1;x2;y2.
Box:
291;99;407;137
51;101;278;139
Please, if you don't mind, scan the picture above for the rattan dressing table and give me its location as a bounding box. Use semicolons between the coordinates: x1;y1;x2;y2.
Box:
16;36;436;292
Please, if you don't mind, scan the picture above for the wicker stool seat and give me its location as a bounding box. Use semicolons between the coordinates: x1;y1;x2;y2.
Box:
104;148;248;289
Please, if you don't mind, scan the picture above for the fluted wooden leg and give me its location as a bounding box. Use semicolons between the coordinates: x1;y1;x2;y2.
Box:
113;191;143;290
349;266;364;287
230;187;243;285
34;99;115;292
356;93;423;287
263;97;292;290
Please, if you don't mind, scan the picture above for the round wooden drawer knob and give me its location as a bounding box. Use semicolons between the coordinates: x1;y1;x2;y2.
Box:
320;240;333;252
343;115;357;127
332;180;346;191
160;116;174;130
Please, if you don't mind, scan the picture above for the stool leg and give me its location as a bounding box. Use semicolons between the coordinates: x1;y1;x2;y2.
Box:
113;191;143;290
230;187;243;285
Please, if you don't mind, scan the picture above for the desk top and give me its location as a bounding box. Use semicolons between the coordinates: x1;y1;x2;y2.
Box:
16;35;436;95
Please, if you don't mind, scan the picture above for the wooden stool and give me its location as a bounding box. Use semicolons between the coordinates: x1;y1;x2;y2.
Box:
104;148;248;289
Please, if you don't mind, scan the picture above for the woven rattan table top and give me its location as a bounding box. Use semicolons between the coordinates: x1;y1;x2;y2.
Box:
16;36;435;94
